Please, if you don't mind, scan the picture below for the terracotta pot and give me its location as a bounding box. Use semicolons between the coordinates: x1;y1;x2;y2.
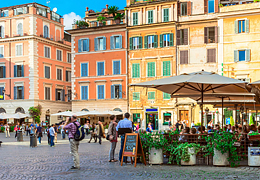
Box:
115;19;121;24
249;135;260;141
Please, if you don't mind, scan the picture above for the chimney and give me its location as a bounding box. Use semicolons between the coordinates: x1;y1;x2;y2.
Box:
106;4;109;10
86;7;89;12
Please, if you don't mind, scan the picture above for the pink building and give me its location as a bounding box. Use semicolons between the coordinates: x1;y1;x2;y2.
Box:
0;3;71;124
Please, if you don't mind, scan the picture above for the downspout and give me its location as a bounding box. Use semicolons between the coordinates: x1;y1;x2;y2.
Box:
126;9;129;113
175;2;179;119
9;18;12;99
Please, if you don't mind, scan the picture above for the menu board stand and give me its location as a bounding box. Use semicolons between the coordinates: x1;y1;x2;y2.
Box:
121;133;146;167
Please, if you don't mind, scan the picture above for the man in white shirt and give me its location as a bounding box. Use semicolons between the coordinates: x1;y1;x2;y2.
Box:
5;124;10;138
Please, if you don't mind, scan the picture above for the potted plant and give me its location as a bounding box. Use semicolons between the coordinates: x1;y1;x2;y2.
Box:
248;132;260;140
204;131;240;167
140;132;168;164
97;15;106;26
76;20;89;28
107;6;124;24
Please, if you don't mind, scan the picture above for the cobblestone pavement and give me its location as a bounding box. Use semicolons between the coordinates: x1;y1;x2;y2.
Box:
1;133;260;180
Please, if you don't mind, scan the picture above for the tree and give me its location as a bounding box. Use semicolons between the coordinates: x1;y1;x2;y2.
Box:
107;6;119;18
230;116;235;126
29;105;42;124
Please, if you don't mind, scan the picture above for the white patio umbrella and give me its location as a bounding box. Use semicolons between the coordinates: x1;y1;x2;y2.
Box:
131;70;249;128
51;111;74;117
103;110;124;116
12;112;30;119
0;113;14;119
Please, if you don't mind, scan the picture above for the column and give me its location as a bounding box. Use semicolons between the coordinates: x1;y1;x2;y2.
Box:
140;8;143;25
158;5;162;23
154;6;158;23
143;7;146;24
171;4;174;22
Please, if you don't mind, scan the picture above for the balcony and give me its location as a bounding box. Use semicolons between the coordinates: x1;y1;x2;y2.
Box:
36;8;47;17
128;0;176;6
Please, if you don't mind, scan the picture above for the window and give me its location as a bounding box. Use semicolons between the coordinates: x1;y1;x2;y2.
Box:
130;37;142;50
14;86;24;99
81;63;88;77
95;37;106;51
204;27;217;43
239;20;245;33
235;19;249;34
133;92;140;101
180;50;188;64
16;44;23;56
148;92;155;100
163;8;169;22
97;85;105;99
44;46;50;58
81;86;88;100
44;25;49;38
110;35;122;49
56;89;65;101
145;35;158;49
67;53;71;63
111;84;122;99
0;10;9;17
0;45;4;58
17;23;23;36
181;3;187;16
160;33;174;47
78;39;89;52
163;61;171;76
148;10;153;24
133;12;138;25
0;87;4;100
45;87;50;100
14;65;24;77
177;29;188;45
234;49;250;62
67;89;72;101
57;68;62;80
57;50;62;61
113;61;121;75
14;7;28;15
163;92;171;100
45;66;50;79
207;49;216;63
97;62;105;76
0;26;4;38
147;62;155;77
0;65;6;78
132;63;140;78
66;71;71;82
208;0;215;13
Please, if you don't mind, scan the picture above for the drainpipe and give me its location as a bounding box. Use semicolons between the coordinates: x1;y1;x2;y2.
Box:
175;2;179;115
9;18;12;99
126;10;129;113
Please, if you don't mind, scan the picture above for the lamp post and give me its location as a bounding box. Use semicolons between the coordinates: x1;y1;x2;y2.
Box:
205;107;209;126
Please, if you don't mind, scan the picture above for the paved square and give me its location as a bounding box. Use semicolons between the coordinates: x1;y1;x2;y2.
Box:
1;132;260;180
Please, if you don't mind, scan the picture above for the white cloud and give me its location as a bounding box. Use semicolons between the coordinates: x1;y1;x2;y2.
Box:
63;12;82;30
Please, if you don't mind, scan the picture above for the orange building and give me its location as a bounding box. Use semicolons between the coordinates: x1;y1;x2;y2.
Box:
67;6;127;123
0;3;71;124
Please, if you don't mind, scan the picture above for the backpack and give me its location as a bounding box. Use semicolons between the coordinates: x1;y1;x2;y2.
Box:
73;122;85;141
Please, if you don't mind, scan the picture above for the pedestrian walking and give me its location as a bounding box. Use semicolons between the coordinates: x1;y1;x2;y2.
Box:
84;120;90;136
14;123;20;138
26;124;30;136
54;125;58;143
96;121;105;145
88;124;97;143
60;122;65;139
47;125;51;145
116;113;133;163
36;124;43;144
108;115;118;162
49;124;55;147
4;123;10;138
64;115;81;170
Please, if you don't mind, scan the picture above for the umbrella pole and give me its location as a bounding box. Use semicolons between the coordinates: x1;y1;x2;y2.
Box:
201;84;203;129
222;97;224;129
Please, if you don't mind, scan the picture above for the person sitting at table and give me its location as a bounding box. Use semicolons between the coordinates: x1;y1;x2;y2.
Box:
146;122;153;133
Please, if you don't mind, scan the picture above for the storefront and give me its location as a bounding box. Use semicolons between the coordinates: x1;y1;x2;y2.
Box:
145;108;158;130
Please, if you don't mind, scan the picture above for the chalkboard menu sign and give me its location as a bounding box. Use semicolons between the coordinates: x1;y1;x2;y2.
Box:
121;133;146;167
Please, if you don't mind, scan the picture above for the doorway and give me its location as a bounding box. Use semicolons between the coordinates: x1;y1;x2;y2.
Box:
146;113;158;130
179;110;189;126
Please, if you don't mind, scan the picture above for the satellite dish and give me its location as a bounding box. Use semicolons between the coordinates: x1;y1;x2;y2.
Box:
53;7;57;12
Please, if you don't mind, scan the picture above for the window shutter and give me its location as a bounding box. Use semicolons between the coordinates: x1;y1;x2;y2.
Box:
111;85;114;99
246;49;250;62
78;39;82;52
177;2;181;16
119;85;122;99
66;71;68;81
101;85;104;99
137;63;140;77
139;36;142;49
234;21;238;34
154;35;158;48
110;36;114;50
215;0;219;13
204;0;208;14
119;35;122;49
21;65;24;77
3;66;6;78
103;37;106;50
163;61;166;76
18;23;23;36
62;89;65;101
14;86;17;99
152;62;155;76
55;89;58;101
0;46;3;57
94;38;98;51
170;33;174;46
21;86;24;99
86;86;88;100
81;63;88;77
187;1;191;16
144;36;148;49
160;34;163;47
184;29;188;45
177;30;180;45
215;26;218;43
130;37;133;50
15;45;18;56
234;50;238;62
0;26;4;38
14;65;17;77
246;19;249;33
204;27;208;44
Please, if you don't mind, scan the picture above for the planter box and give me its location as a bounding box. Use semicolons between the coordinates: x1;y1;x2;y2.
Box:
248;135;260;141
181;147;196;165
248;147;260;166
149;148;163;164
213;148;229;166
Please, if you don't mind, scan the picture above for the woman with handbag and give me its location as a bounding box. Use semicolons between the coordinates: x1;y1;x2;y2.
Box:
108;115;118;162
35;124;43;144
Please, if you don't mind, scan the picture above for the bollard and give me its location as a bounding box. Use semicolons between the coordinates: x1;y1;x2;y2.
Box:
30;134;37;147
17;130;23;142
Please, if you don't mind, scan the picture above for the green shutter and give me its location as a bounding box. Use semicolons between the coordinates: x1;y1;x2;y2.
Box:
163;61;171;76
147;62;155;77
132;63;140;78
246;49;250;62
132;64;136;78
144;36;148;49
169;33;174;46
234;20;238;34
246;19;249;33
139;36;142;49
148;10;153;24
133;92;140;101
160;34;163;48
130;37;133;50
234;50;238;62
164;9;169;22
148;92;155;100
163;92;171;100
154;35;158;48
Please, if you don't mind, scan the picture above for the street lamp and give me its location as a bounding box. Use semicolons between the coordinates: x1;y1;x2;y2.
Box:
2;89;10;97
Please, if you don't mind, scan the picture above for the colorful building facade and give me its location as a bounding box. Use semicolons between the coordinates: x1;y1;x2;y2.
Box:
0;3;71;124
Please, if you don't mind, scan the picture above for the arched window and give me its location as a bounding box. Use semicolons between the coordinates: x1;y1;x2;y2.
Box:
81;109;89;112
0;108;6;113
113;108;122;112
17;23;23;36
0;25;4;38
44;25;49;38
15;107;25;113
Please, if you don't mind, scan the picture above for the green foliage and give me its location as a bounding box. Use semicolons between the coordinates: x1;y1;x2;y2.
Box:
204;131;240;167
254;0;260;2
249;115;254;125
29;105;42;124
1;126;5;132
230;116;235;126
140;131;168;151
248;132;260;136
114;13;124;20
76;20;89;28
97;14;106;22
194;123;201;126
104;125;109;129
107;6;119;17
10;126;14;132
219;3;224;7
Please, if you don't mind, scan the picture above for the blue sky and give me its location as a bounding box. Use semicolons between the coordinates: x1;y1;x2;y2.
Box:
1;0;126;29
